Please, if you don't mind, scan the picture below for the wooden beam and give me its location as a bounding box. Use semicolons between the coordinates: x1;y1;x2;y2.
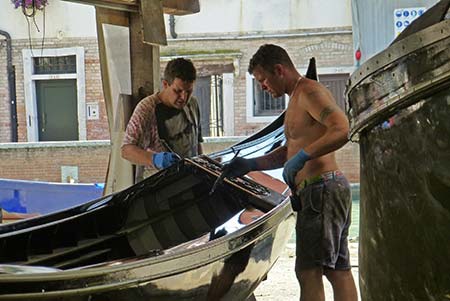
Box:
130;12;160;101
162;0;200;15
140;0;167;46
63;0;138;12
63;0;200;15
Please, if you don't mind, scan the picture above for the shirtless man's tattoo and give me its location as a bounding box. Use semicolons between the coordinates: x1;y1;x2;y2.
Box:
319;106;335;122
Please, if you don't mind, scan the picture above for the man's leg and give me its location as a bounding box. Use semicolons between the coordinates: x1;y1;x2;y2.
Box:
296;267;325;301
324;269;358;301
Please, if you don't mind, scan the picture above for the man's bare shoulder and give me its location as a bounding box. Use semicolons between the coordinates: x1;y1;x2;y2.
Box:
299;79;330;99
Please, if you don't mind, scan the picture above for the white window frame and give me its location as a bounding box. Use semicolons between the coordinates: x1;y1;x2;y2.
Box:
245;66;356;123
23;47;86;142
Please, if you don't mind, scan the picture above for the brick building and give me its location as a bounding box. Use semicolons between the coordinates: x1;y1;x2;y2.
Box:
0;0;360;184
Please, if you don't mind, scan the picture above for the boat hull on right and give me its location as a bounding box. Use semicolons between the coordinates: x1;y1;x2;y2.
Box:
347;15;450;301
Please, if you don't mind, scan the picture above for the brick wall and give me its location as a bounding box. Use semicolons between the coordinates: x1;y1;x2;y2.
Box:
0;139;360;184
0;141;110;183
0;39;11;142
0;29;360;184
163;28;354;136
335;142;360;183
0;37;109;143
2;31;353;140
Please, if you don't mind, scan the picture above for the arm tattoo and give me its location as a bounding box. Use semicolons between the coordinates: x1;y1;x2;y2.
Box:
319;106;335;122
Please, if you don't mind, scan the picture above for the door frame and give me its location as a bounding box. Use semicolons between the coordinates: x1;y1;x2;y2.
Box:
23;47;86;142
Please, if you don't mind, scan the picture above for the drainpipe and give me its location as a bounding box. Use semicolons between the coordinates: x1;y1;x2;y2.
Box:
0;29;18;142
169;15;177;39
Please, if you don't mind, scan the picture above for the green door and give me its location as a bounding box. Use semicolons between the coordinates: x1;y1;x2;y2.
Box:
36;80;78;141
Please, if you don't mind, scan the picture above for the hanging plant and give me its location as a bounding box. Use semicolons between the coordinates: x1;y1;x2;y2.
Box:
11;0;49;11
11;0;49;53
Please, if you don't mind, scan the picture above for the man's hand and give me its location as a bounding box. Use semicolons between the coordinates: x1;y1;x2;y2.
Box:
222;157;258;178
152;152;181;169
282;149;311;188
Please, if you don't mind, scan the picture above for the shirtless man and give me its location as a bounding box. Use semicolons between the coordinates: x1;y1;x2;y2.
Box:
223;44;357;301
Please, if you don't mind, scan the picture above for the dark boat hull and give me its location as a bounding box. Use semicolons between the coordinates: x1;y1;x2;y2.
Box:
0;121;294;300
347;12;450;301
0;201;294;300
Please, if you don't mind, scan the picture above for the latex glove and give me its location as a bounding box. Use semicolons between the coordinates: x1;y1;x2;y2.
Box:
283;149;311;188
222;157;258;178
152;152;181;169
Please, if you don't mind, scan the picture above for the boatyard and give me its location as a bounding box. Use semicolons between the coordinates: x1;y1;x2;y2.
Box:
1;0;450;300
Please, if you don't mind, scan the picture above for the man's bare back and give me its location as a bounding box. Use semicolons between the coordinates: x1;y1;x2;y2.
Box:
284;77;341;186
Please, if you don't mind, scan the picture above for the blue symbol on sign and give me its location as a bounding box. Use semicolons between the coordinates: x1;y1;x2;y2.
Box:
396;21;403;28
411;10;417;17
395;10;402;17
404;20;410;26
403;10;409;17
419;9;424;15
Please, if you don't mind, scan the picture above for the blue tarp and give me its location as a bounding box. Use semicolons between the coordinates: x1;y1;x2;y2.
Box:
0;179;104;215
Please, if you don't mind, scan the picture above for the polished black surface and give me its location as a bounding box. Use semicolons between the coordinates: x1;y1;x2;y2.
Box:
0;114;294;300
0;54;322;301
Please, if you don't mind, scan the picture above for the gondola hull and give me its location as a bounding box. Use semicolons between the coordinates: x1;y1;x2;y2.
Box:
0;121;295;300
347;5;450;300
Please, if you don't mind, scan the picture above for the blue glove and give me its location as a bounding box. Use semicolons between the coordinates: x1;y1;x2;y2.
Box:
222;157;258;178
283;149;311;188
152;152;181;169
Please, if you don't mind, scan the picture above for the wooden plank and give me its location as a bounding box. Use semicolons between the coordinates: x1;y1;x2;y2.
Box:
95;7;129;131
130;12;160;102
62;0;138;12
140;0;167;46
162;0;200;15
63;0;201;15
95;7;134;193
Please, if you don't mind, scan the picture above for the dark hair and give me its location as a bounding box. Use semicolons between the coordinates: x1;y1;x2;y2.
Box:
248;44;295;74
164;58;196;84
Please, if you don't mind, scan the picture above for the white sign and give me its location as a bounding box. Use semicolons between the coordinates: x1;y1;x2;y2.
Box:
86;103;99;120
394;7;426;37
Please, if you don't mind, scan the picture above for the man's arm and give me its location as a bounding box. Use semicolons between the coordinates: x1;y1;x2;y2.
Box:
222;145;287;178
252;145;287;170
301;85;349;158
121;144;155;166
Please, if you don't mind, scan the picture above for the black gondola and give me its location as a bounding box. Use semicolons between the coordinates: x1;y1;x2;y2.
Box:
0;123;293;301
0;56;320;301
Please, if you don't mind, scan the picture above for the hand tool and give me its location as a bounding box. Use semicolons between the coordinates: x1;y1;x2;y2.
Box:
209;149;240;196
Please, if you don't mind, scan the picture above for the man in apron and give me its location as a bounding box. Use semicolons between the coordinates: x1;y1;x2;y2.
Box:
121;58;203;182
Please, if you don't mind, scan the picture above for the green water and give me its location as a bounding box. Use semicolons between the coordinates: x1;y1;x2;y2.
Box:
349;183;360;240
